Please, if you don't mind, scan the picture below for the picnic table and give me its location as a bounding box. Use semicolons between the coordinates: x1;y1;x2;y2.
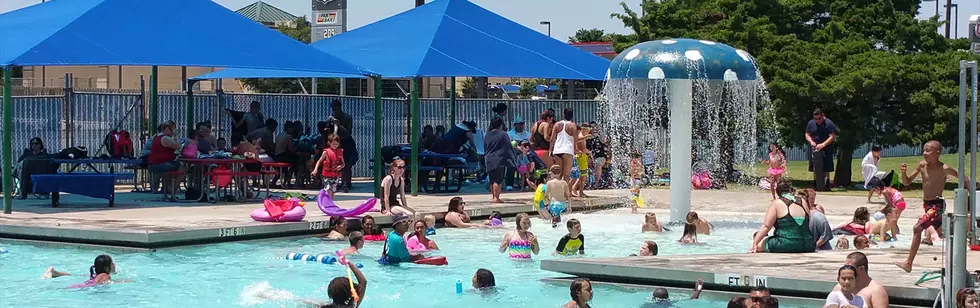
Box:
181;158;260;203
402;151;475;193
53;158;142;174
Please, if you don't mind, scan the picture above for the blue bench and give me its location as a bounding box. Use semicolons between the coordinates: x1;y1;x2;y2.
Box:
32;173;120;207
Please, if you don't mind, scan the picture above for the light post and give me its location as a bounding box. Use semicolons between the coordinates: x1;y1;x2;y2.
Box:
947;3;959;38
539;21;551;37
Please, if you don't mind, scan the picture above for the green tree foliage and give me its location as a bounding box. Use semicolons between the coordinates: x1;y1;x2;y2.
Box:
460;77;478;98
240;17;339;94
611;0;976;186
568;28;613;43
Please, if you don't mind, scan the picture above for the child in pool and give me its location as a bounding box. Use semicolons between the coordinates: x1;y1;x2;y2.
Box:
360;215;385;241
545;165;571;228
868;177;906;222
642;212;664;232
472;268;496;290
835;237;851;250
853;234;876;249
338;231;363;256
564;278;593;308
43;255;117;283
762;143;787;200
485;211;504;228
635;240;658;256
869;204;900;242
319;261;367;308
678;222;698;244
686;211;712;235
423;214;437;236
554;218;585;256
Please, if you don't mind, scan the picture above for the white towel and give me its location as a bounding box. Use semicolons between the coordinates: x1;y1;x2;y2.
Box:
860;152;878;187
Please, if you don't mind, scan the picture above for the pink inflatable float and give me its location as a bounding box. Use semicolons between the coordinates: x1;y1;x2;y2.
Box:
251;198;306;222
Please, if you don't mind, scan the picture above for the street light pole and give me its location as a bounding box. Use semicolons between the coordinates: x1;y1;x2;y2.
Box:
945;0;952;38
949;3;959;38
539;21;551;37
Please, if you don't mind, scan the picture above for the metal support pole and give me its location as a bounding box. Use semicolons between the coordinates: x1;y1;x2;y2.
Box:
945;0;952;38
149;66;159;128
186;80;197;133
952;60;973;297
2;66;13;214
668;79;693;222
340;78;346;96
449;76;457;125
410;78;420;196
312;78;318;95
373;77;384;198
971;61;978;243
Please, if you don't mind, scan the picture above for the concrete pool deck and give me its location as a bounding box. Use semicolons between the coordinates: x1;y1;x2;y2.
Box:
0;184;627;248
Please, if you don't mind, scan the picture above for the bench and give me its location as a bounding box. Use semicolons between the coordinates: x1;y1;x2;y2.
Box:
31;173;120;207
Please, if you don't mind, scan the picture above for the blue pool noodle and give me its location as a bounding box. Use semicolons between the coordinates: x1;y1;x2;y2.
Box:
285;253;362;268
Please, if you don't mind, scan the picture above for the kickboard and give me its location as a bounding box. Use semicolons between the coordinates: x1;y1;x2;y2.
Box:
413;256;448;266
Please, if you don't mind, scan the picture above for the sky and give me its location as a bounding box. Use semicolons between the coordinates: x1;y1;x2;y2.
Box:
0;0;976;41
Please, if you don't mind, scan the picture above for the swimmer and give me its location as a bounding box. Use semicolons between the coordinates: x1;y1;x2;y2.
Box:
686;211;712;235
297;261;367;308
678;222;698;244
836;238;851;250
638;241;658;256
472;268;496;290
853;234;873;250
834;207;872;236
554;218;585;256
445;197;484;228
563;278;593;308
499;213;540;259
869;204;899;242
824;264;866;308
484;210;505;228
423;214;437;235
338;231;364;256
407;220;439;251
896;140;971;273
361;215;383;237
648;279;704;306
44;254;117;283
545;165;571;228
324;216;348;241
642;213;664;232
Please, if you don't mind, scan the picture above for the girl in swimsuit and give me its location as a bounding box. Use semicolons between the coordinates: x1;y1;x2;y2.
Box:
360;215;386;241
868;177;907;221
530;109;555;169
406;220;439;251
763;143;787;200
550;108;578;185
750;180;816;253
563;278;593;308
380;159;415;216
445;197;484;228
678;222;698;244
43;254;117;284
499;213;539;260
834;207;872;235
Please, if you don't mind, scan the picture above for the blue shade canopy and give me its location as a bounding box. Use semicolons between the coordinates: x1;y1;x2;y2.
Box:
608;39;758;81
0;0;374;76
201;0;609;80
191;68;363;80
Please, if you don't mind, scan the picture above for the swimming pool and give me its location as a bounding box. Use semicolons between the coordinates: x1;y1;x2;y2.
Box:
1;211;797;307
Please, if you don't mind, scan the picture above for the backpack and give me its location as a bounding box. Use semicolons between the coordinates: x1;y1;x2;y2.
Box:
104;130;134;158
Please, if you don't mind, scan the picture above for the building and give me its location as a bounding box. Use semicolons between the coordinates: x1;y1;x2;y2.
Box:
235;1;300;29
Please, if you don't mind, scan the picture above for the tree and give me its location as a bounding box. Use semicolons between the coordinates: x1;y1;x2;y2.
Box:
240;17;342;93
611;0;970;187
568;28;612;43
460;78;477;98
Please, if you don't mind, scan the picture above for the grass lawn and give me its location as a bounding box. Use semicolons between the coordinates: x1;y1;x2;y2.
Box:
740;154;976;198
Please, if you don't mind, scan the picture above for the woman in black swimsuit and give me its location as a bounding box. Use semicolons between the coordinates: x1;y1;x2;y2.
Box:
530;109;555;168
380;158;415;215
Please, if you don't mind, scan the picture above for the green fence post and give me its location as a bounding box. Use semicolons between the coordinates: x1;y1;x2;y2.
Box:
450;77;457;125
373;76;383;198
186;80;196;133
149;66;159;128
2;67;12;214
410;78;420;196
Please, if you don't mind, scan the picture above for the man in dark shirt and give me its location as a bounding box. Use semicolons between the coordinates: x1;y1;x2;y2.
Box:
805;109;837;191
331;99;357;192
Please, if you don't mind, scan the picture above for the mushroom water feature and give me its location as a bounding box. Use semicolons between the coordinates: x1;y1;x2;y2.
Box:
600;38;773;222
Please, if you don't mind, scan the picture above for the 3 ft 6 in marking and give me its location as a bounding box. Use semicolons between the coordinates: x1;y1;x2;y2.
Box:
217;227;244;237
714;274;767;287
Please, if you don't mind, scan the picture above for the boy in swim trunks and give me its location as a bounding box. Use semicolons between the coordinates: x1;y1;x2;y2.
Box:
554;218;585;255
572;124;591;198
545;165;570;228
896;140;972;273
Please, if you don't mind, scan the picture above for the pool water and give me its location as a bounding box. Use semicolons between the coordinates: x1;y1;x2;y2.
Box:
1;211;800;307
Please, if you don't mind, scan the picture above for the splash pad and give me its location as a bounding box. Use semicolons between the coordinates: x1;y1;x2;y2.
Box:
601;39;772;222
